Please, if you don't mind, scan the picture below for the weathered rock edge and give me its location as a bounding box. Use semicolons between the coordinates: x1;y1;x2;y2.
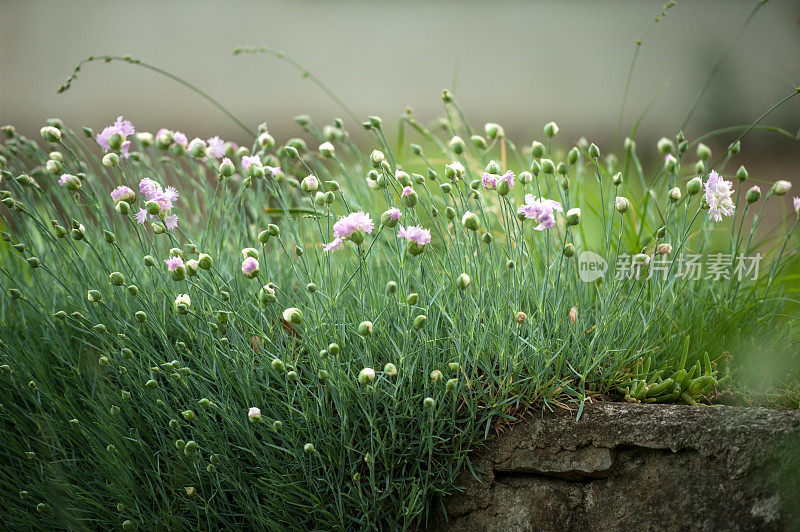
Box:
430;403;800;531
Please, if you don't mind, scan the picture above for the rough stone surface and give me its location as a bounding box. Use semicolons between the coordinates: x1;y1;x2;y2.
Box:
430;403;800;531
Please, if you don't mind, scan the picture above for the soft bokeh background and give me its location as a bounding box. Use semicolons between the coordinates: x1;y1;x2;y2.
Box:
1;0;799;169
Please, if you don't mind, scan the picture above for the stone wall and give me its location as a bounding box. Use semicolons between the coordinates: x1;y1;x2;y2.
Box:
431;403;800;531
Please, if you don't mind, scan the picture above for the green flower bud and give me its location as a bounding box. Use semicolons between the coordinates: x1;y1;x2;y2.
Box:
127;285;139;296
686;177;703;196
530;141;545;158
406;292;419;305
694;160;705;174
370;150;385;167
328;343;340;355
41;126;61;143
303;443;316;454
182;410;196;421
282;307;302;324
461;211;480;231
135;311;147;323
358;320;373;336
115;201;130;215
772;180;792;196
563;243;575;257
46;159;63;174
87;289;102;302
98;356;110;366
183;440;198;455
448;136;465;154
267;224;280;237
729;140;741;154
668;187;681;202
588;143;600;159
482;232;493;245
413;314;427;329
471;135;487;149
384;363;397;376
615;196;629;214
286;370;298;382
457;273;470;290
358;367;376;384
145;200;161;215
446;378;458;391
540;159;555;174
259;284;277;304
736;165;748;182
543;121;558;138
612;172;623;186
746;185;761;204
102;152;119;167
696;143;711;161
423;397;436;409
657;137;674;155
565;208;581;226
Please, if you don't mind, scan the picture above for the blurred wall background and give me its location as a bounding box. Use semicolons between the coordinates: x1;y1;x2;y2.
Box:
1;0;799;169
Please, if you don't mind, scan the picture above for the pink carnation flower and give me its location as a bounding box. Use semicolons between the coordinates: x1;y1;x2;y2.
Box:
704;170;735;222
134;209;148;224
164;256;184;272
96;116;134;158
401;186;414;197
384;207;402;221
397;225;432;245
323;237;344;252
333;211;374;239
793;196;800;214
173;131;188;147
136;177;180;227
110;185;135;203
206;136;225;159
241;256;259;276
241;155;262;171
482;171;515;191
58;174;79;187
164;214;179;230
518;194;563;231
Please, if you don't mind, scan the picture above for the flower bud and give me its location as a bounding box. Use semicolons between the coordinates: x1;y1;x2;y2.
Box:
746;185;761;204
624;137;636;153
301;174;319;193
87;289;102;302
187;138;207;158
109;272;125;286
145;200;161;215
102;152;120;168
543;121;559;138
115;201;130;215
198;253;212;270
184;440;198;456
530;141;545;159
615;196;629;214
219;157;235;177
461;211;480;231
565;208;581;226
423;397;435;409
413;314;427;329
563;243;575;257
135;311;147;323
358;320;373;336
612;172;623;186
267;224;280;237
358;367;376;384
448;136;465;154
46;159;63;174
588;143;600;159
257;132;275;149
536;159;554;177
303;443;316;454
370;150;385;167
668;187;681;202
519;171;533;185
656;243;672;255
318;141;335;158
457;272;470;290
174;294;191;315
657;137;674;155
696;143;711;161
282;307;302;324
484;122;504;139
41;126;61;143
384;363;397;376
405;292;419;306
694;160;705;174
686;177;702;196
772;180;792;196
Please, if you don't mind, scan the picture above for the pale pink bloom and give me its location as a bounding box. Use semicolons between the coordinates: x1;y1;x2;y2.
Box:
241;257;259;276
164;256;184;271
241;155;261;171
323;237;344;252
793;196;800;214
518;194;563;230
481;173;498;190
332;211;374;239
384;207;402;221
110;185;135;203
96;116;134;157
665;154;677;165
248;407;261;419
499;171;515;188
397;225;432;245
58;174;78;187
265;165;281;177
173;131;188;147
401;186;414;197
704;170;735;222
134;209;148;224
164;214;179;230
206;136;225;158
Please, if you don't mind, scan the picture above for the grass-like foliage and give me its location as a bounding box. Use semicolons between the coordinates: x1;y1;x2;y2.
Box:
1;13;800;531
